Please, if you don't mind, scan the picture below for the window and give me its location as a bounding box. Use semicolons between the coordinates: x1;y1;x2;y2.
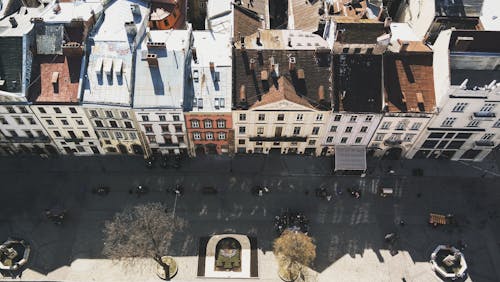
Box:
312;127;320;135
160;125;169;132
316;114;323;121
345;127;352;133
360;126;368;133
6;106;15;113
100;131;109;138
350;115;357;122
480;103;495;112
24;130;33;138
293;127;301;135
77;146;85;152
340;137;348;143
277;114;285;121
308;139;316;145
365;115;373;122
204;120;213;128
239;127;246;134
90;110;98;117
411;122;422;130
381;122;391;129
239;114;246;121
124;121;133;128
174;124;182;132
238;139;245;145
296;114;303;121
396;121;406;130
467;119;480;127
144;125;153;133
69;107;77;114
53;131;61;137
481;133;495;140
217;120;226;128
326;136;334;143
355;137;362;143
452;102;467;112
257;127;264;134
109;121;118;128
441;117;456;127
115;132;123;139
456;133;472;139
494;119;500;128
36;130;44;137
147;135;156;143
177;136;184;144
258;114;265;121
374;133;385;141
8;130;17;137
0;117;7;124
38;107;46;114
120;111;129;119
83;131;90;137
256;141;263;146
14;117;24;125
173;115;180;121
47;119;54;125
19;107;28;113
404;133;416;142
141;115;149;122
53;107;61;113
158;115;166;121
447;141;465;149
422;140;438;148
61;119;69;125
129;132;137;139
390;134;402;141
218;132;226;140
334;115;342;121
206;132;214;140
191;120;200;128
74;119;83;125
330;125;337;132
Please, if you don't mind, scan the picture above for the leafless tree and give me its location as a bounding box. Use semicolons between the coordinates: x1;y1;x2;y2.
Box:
273;230;316;281
103;202;186;277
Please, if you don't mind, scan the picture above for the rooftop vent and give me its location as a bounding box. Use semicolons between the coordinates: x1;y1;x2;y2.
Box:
240;85;246;102
124;22;137;38
146;54;158;67
147;42;166;49
9;17;17;28
62;42;83;57
297;69;305;79
289;57;296;71
397;39;410;52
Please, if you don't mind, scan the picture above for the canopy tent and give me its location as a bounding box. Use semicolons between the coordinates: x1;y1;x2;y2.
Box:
334;145;367;171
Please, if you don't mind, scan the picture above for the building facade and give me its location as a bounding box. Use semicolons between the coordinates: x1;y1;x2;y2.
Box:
133;28;192;156
408;30;500;161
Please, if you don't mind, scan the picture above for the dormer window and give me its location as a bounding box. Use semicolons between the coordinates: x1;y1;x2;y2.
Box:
52;72;59;93
193;70;199;83
95;57;103;75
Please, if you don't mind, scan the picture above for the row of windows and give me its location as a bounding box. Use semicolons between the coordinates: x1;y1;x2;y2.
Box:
3;129;46;138
374;133;416;142
143;124;183;133
329;125;369;133
238;113;325;122
333;114;374;122
451;102;496;113
0;116;37;125
98;131;137;140
4;106;29;114
193;132;226;140
141;114;180;122
45;118;85;127
94;119;133;129
191;119;226;129
427;132;494;141
52;130;91;139
251;126;321;135
89;109;129;119
442;117;500;128
37;107;78;115
326;136;364;144
147;135;184;144
380;121;421;131
237;140;317;146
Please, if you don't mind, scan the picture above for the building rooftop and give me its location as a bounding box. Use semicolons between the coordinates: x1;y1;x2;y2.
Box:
0;0;22;19
83;0;149;106
133;28;191;109
449;30;500;53
233;30;331;111
0;6;42;37
333;54;383;112
39;0;103;24
450;69;500;89
481;0;500;31
188;31;232;113
206;0;232;34
288;0;324;32
334;19;386;44
233;3;263;39
28;55;82;103
384;52;436;113
434;0;483;17
249;76;315;110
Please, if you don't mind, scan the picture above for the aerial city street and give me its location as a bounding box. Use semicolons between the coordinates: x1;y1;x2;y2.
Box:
0;0;499;281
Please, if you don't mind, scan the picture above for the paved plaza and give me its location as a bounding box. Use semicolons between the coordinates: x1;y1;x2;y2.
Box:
0;153;499;282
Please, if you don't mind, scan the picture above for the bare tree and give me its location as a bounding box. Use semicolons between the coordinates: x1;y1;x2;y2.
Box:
103;202;186;278
273;230;316;281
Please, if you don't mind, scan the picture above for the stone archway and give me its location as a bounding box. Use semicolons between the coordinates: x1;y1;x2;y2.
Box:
203;234;253;279
206;143;218;154
195;145;205;156
118;144;128;154
131;144;143;155
383;147;403;160
45;145;58;155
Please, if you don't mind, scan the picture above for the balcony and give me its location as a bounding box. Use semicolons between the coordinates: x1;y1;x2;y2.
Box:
475;140;495;147
64;137;84;143
6;136;51;143
384;139;402;146
473;112;496;119
249;136;307;142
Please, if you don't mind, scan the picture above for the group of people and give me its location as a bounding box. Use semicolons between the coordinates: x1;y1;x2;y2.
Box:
252;186;270;197
274;211;309;235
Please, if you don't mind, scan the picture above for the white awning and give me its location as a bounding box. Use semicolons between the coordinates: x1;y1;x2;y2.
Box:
334;145;367;171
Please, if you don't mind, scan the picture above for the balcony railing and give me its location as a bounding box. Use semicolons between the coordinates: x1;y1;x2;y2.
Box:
64;137;84;143
473;112;496;118
384;139;402;146
475;140;495;147
5;136;51;143
249;136;307;142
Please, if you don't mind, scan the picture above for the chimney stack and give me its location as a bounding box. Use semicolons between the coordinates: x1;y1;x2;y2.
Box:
288;57;296;71
209;62;215;72
454;36;474;51
250;58;256;70
288;37;292;47
384;17;392;29
124;22;137;38
239;85;246;102
318;85;325;101
9;17;17;28
256;31;261;46
192;47;198;63
146;54;158;67
397;39;410;52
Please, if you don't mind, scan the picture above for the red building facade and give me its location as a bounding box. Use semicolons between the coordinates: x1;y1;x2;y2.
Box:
184;112;234;156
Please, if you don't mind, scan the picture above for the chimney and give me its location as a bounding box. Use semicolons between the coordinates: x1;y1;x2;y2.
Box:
397;39;410;52
256;31;261;46
147;42;166;49
9;17;17;28
146;54;158;67
240;36;245;47
209;62;215;73
384;17;392;29
250;58;256;70
454;36;474;51
239;85;246;102
192;47;198;63
288;57;296;71
297;69;305;79
318;85;325;101
53;1;61;14
288;37;292;47
124;22;137;38
269;57;275;71
62;42;83;57
261;70;268;81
